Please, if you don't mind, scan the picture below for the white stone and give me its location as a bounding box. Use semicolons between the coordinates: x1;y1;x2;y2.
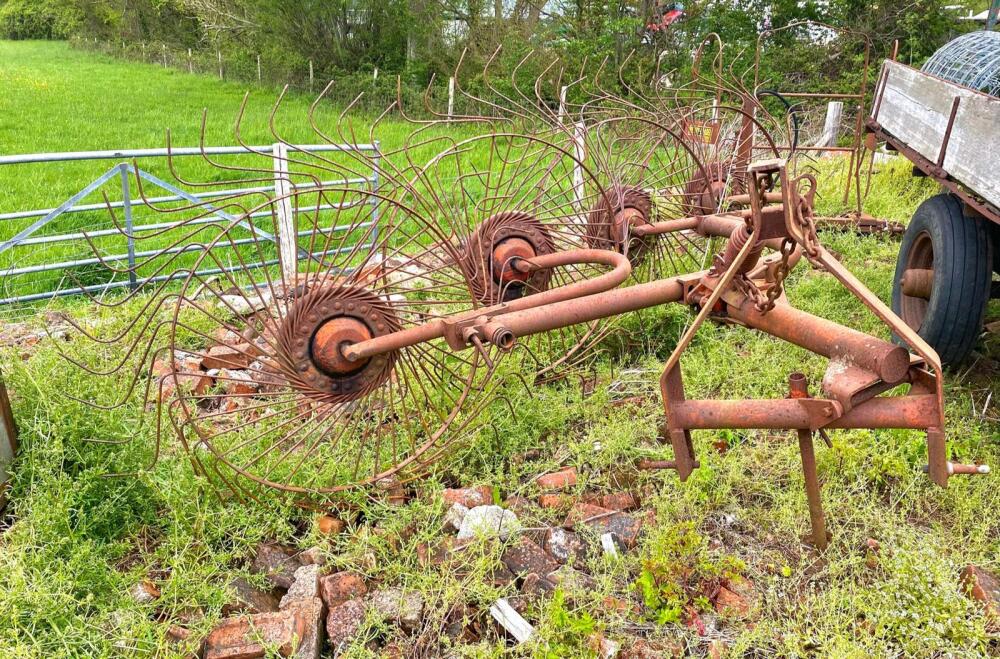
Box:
457;505;521;541
444;502;469;532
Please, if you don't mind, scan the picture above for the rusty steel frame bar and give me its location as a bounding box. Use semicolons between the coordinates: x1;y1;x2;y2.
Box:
669;395;940;430
343;247;633;361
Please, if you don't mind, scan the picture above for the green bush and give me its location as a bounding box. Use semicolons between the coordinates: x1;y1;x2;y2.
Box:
0;0;80;40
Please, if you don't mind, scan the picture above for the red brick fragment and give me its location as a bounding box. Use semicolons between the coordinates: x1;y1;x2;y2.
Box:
283;598;324;659
326;599;366;652
535;467;577;490
714;586;749;617
562;503;614;527
316;514;344;535
442;485;493;508
204;610;304;659
222;577;280;616
563;503;643;548
501;537;560;577
537;493;572;509
319;572;367;609
961;565;1000;620
218;369;258;396
203;344;254;370
583;492;638;512
502;495;535;515
250;544;301;590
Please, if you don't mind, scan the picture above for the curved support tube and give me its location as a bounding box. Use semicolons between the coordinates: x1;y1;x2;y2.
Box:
501;249;632;314
341;248;631;362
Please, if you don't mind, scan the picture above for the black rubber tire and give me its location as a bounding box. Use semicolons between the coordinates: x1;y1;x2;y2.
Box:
891;193;992;366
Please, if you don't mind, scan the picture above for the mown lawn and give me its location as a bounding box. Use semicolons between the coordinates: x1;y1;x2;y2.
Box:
0;40;999;658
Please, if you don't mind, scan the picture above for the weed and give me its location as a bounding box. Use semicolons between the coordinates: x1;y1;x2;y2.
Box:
634;521;744;625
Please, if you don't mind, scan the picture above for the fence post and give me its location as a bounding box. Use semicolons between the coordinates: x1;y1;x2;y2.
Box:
572;121;587;237
187;48;193;74
141;42;146;61
448;76;455;121
558;85;568;124
272;143;297;285
817;101;844;152
257;55;262;83
371;140;381;250
162;44;167;68
309;60;314;92
119;164;138;290
218;50;223;80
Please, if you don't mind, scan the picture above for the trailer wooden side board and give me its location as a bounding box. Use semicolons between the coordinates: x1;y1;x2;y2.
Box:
872;60;1000;211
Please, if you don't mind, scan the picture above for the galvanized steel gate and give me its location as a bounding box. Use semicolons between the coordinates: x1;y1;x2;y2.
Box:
0;143;380;309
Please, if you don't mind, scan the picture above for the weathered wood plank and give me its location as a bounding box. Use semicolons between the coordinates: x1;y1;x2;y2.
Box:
874;60;1000;209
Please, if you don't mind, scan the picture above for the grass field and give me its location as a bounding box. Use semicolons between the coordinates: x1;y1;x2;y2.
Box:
1;40;999;658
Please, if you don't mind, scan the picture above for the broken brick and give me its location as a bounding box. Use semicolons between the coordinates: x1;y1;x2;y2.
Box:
416;537;473;567
502;495;535;515
326;599;366;652
443;486;493;508
563;503;643;548
562;503;614;526
538;493;573;509
594;492;639;512
316;514;345;535
204;610;305;659
280;564;321;608
960;565;1000;619
203;344;254;370
544;527;586;564
130;580;160;604
319;572;367;609
521;572;558;597
444;502;469;531
535;467;577;490
283;598;324;659
298;547;326;566
376;477;407;506
370;588;425;632
713;586;750;617
250;544;301;590
222;577;280;616
502;538;560;577
483;562;517;588
218;369;259;396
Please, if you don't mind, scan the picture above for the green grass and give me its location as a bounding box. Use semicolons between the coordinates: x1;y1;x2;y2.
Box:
1;40;999;658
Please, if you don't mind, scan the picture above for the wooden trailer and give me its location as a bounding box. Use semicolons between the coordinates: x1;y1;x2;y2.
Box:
866;57;1000;365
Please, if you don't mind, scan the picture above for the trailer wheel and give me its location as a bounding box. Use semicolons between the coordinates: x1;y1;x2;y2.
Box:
892;193;992;366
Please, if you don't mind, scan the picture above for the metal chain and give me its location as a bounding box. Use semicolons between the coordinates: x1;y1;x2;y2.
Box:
759;237;797;313
732;237;795;315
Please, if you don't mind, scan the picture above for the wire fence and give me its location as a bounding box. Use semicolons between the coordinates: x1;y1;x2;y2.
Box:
72;37;496;117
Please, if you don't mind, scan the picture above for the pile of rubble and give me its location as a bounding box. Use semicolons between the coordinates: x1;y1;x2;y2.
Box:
152;325;280;408
163;462;758;658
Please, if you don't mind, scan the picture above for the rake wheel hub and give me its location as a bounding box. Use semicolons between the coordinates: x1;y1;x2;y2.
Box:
279;285;400;402
464;211;554;304
312;317;373;376
491;237;535;284
586;185;652;262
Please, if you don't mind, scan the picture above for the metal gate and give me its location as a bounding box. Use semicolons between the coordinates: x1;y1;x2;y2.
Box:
0;143;380;311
